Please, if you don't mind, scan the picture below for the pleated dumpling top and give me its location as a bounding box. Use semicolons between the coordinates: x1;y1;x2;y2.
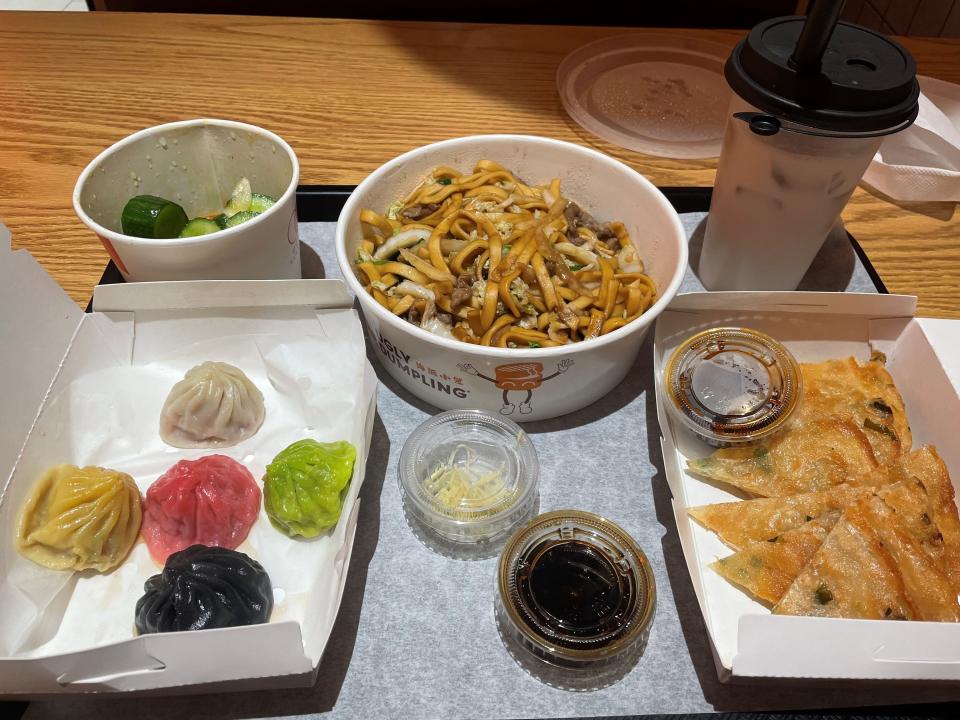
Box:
15;464;142;572
159;361;265;449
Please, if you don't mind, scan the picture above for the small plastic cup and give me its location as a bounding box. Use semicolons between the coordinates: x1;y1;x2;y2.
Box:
73;119;301;282
661;326;803;447
398;410;539;550
496;510;656;690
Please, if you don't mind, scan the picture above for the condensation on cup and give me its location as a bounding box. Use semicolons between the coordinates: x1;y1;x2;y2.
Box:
699;16;920;291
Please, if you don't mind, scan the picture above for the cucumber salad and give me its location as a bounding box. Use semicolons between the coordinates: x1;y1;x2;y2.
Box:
120;178;277;239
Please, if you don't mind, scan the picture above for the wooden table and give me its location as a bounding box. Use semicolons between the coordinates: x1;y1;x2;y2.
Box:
2;12;959;316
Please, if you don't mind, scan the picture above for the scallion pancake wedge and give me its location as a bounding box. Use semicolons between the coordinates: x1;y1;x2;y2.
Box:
711;512;839;605
687;418;883;497
796;356;910;465
774;505;914;620
891;446;960;593
855;493;960;621
688;484;867;550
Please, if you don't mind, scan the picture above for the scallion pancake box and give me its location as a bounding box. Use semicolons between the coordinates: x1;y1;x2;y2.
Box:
0;224;377;695
655;291;960;682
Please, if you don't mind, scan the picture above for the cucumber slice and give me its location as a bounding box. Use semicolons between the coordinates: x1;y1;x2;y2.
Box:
121;195;188;239
224;177;252;216
212;213;229;229
223;210;260;228
250;193;277;213
179;218;221;238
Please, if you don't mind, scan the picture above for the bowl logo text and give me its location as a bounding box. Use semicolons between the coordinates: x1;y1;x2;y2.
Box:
376;334;469;399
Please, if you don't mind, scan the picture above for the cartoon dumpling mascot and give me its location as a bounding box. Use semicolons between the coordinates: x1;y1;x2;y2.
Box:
457;359;573;415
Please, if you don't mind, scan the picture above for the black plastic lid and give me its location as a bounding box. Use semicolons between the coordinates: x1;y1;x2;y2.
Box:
726;16;919;133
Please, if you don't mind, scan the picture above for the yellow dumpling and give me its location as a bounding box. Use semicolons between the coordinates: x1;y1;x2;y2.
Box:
15;464;142;572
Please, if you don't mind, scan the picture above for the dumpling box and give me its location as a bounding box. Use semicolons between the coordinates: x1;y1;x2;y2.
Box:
655;291;960;683
0;224;377;694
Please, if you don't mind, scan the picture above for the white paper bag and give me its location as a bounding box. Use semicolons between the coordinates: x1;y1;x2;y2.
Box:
862;76;960;202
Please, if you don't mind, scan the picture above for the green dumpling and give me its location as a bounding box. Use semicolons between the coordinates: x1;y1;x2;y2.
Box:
264;439;357;538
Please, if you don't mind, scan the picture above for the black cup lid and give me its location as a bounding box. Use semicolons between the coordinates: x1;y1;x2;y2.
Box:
726;16;919;133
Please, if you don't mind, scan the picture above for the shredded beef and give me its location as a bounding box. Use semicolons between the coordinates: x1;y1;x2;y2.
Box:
563;201;580;224
566;225;587;245
596;225;617;241
450;274;473;310
401;203;440;221
564;200;615;246
451;287;471;310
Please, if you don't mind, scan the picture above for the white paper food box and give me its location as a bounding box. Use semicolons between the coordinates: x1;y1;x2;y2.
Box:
0;225;377;695
655;291;960;682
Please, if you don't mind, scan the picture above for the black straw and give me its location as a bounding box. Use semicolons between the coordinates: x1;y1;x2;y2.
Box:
790;0;846;72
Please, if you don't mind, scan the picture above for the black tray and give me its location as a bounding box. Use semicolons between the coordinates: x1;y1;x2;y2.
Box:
91;185;888;295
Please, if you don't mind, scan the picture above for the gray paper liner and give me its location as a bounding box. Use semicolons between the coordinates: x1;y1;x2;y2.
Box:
24;216;958;720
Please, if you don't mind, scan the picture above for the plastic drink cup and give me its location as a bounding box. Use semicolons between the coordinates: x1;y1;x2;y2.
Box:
699;17;919;291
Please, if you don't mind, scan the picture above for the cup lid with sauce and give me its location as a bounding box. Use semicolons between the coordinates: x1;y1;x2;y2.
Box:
398;409;539;547
662;326;802;445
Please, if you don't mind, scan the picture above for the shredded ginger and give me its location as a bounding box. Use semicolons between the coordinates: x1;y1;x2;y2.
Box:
421;445;514;516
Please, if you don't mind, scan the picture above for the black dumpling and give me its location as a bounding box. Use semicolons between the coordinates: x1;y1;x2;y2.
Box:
135;544;273;634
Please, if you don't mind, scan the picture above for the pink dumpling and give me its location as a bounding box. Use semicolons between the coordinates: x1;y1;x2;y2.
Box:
141;455;261;563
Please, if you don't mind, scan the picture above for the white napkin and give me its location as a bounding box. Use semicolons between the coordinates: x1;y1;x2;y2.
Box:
862;76;960;202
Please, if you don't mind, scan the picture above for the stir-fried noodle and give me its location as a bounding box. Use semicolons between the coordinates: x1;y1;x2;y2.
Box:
354;160;656;347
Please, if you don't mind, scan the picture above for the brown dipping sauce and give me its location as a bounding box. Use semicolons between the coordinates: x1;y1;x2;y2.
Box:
498;510;655;675
515;538;637;649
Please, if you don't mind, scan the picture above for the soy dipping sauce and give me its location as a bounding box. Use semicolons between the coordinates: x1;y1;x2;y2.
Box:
515;538;636;649
498;511;656;680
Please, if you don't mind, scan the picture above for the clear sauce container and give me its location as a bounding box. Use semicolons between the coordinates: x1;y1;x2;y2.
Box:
662;326;802;446
496;510;655;690
398;410;539;550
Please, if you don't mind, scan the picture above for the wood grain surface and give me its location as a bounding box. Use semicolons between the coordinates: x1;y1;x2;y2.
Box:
1;12;959;315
